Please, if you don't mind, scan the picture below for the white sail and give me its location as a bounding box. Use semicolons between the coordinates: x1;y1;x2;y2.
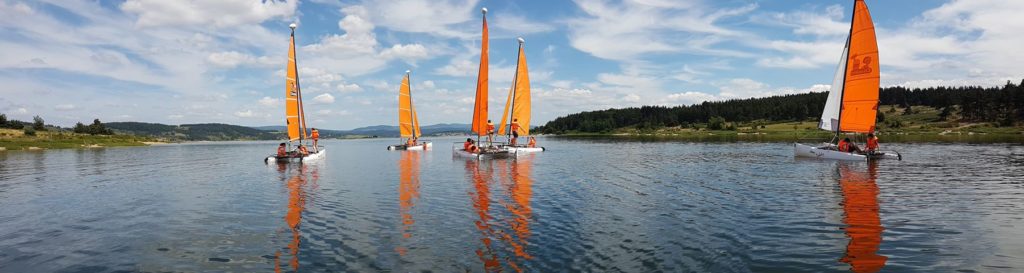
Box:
819;38;849;132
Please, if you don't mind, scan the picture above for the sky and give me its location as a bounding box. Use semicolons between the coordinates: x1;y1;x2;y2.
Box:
2;0;1023;130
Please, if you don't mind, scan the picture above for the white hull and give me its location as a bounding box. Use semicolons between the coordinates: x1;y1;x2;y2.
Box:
506;146;545;154
794;143;866;161
452;143;509;160
266;148;326;163
387;141;433;151
794;143;902;161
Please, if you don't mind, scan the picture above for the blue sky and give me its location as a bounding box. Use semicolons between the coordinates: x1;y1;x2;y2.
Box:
1;0;1022;129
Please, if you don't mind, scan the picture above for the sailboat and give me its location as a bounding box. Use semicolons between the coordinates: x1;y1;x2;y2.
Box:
455;7;509;159
266;23;326;163
497;37;544;154
794;0;898;161
388;70;432;150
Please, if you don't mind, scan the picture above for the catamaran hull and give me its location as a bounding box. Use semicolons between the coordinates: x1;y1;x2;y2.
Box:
507;146;545;154
387;142;433;151
452;144;510;160
265;148;326;163
794;143;901;161
794;143;866;161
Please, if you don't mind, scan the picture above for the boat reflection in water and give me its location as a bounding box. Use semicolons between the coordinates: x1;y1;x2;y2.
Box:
396;151;422;256
272;162;318;273
838;161;888;272
465;154;536;272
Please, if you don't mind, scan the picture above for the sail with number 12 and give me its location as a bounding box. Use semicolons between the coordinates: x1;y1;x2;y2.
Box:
795;0;899;161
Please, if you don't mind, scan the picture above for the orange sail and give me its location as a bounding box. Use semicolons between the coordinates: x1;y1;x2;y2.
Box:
285;28;302;141
498;40;531;136
838;0;880;133
398;72;416;138
471;9;489;136
839;162;888;272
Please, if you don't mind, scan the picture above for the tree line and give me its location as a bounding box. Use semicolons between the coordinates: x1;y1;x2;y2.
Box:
537;79;1024;134
1;113;113;135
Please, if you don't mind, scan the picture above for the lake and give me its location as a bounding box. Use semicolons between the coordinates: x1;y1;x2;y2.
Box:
1;137;1022;272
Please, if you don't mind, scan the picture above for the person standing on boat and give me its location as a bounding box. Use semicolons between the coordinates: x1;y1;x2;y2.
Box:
277;143;288;157
866;133;879;153
486;120;495;144
510;118;521;146
310;128;320;152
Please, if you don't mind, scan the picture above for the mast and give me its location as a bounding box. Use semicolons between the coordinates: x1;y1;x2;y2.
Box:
291;23;308;144
507;38;524;141
407;70;417;139
471;7;489;145
836;0;857;137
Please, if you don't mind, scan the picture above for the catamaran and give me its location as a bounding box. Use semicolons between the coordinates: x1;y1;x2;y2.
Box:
454;7;509;159
266;23;325;163
795;0;899;161
497;37;545;155
388;70;432;150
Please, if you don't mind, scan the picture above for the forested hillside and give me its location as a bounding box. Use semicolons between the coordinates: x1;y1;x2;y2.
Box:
107;122;281;141
538;79;1024;134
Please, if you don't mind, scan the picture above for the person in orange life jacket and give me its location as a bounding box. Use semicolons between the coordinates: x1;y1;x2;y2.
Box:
406;137;418;147
527;136;537;148
486;120;496;144
463;138;473;151
297;144;309;156
838;137;862;153
310;128;320;152
277;143;288;157
510;118;521;146
866;133;879;153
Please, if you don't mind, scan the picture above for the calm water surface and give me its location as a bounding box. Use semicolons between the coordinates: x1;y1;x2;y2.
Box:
1;137;1022;272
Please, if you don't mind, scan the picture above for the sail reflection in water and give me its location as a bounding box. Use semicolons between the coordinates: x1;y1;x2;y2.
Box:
838;161;888;273
396;151;422;255
273;163;318;273
465;155;536;272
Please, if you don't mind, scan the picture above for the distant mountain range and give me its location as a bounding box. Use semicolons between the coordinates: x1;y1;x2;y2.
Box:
106;122;472;141
254;123;471;138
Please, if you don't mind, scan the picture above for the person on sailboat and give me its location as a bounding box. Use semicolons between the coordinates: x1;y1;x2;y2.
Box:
297;144;309;156
838;138;862;154
510;118;521;146
407;137;417;147
527;136;537;148
486;120;495;144
277;143;288;157
310;128;320;152
866;133;879;153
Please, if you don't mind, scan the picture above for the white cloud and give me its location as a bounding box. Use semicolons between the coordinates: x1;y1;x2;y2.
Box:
348;0;481;38
54;104;76;111
492;14;555;35
207;51;279;68
567;0;756;61
16;108;28;114
258;96;282;107
379;44;429;62
435;59;476;77
313;93;335;104
234;110;257;118
336;83;363;93
665;91;716;105
120;0;299;28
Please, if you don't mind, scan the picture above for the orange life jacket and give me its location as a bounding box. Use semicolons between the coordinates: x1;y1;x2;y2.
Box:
486;123;495;133
464;141;472;150
311;130;320;140
298;146;308;155
277;146;287;156
511;122;520;132
866;137;879;150
838;140;850;152
528;137;536;148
